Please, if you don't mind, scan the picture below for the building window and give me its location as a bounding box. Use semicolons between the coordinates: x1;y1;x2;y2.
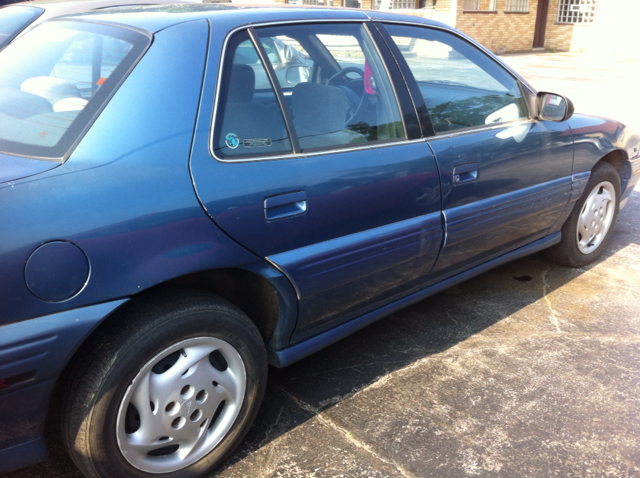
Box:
463;0;496;11
373;0;417;9
505;0;529;13
286;0;334;4
557;0;598;24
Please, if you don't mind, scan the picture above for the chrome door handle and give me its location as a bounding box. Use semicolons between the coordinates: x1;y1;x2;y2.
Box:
453;162;478;184
264;191;307;221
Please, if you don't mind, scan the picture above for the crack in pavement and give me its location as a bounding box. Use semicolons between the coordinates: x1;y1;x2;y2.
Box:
275;385;419;478
541;266;562;333
259;407;284;449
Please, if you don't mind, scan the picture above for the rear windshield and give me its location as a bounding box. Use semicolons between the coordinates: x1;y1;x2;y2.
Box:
0;20;149;160
0;5;43;50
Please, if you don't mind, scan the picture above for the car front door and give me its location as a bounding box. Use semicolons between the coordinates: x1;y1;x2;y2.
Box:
378;22;575;282
190;21;443;343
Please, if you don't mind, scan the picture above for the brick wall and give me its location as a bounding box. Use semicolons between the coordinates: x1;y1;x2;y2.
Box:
455;0;539;52
434;0;452;12
543;0;573;51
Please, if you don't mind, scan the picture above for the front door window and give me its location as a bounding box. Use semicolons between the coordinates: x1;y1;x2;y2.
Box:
384;24;529;134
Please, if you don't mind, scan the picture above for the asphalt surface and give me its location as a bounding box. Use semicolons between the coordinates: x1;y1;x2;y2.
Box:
4;52;640;478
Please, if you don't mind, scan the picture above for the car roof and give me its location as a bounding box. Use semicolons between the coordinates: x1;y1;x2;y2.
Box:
5;0;201;21
55;4;448;35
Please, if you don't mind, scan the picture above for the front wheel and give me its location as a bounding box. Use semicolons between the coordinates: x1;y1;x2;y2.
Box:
546;161;620;267
61;291;267;478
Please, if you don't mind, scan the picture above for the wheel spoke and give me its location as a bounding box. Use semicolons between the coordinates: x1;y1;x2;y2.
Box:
597;188;612;204
181;419;210;459
155;344;215;386
211;368;239;402
129;370;161;434
148;346;216;406
124;436;171;455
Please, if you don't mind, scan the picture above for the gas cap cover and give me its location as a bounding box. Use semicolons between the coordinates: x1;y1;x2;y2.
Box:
25;241;90;302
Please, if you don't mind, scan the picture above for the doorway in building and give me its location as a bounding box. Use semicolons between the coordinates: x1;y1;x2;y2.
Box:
533;0;550;48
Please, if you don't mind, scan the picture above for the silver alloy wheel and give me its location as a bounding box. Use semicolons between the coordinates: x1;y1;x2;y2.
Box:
576;180;616;255
116;337;246;474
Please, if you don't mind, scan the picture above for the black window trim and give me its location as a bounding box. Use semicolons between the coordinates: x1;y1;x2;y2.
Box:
210;19;424;164
247;27;301;154
373;19;538;139
364;22;421;141
370;21;434;139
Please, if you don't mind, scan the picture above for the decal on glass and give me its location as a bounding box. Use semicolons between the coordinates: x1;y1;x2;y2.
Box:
225;133;240;149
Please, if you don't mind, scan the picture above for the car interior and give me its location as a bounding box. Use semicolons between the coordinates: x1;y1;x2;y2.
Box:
214;23;404;159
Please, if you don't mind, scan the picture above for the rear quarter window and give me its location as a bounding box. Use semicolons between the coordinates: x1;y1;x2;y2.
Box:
0;20;150;160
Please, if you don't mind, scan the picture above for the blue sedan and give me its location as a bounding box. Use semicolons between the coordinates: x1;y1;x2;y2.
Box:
0;4;638;477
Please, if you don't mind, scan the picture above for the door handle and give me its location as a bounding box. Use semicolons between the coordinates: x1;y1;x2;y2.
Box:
453;162;478;185
264;191;307;221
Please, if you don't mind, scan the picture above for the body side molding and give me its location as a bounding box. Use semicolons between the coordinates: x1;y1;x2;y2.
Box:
269;232;561;367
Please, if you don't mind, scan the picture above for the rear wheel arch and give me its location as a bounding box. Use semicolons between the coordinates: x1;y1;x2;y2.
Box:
74;266;297;358
46;266;297;453
57;289;268;478
147;268;292;349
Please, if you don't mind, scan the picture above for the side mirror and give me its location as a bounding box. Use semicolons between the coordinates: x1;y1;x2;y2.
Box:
537;92;574;122
285;66;310;85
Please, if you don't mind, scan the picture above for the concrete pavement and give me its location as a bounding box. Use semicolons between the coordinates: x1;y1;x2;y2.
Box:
4;52;640;478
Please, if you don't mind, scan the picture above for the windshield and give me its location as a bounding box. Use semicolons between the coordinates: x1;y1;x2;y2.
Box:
0;5;43;49
0;20;150;160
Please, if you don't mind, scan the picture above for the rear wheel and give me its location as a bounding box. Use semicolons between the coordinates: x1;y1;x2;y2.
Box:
61;291;267;478
546;162;620;267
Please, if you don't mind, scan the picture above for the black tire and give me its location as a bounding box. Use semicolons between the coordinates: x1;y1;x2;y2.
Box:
60;290;267;478
546;162;620;267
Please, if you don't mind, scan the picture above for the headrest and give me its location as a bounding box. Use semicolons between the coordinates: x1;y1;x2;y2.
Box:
292;82;350;133
53;97;89;113
228;64;256;103
21;76;81;105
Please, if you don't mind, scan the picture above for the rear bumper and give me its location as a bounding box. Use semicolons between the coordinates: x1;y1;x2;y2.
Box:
0;383;52;473
0;299;127;473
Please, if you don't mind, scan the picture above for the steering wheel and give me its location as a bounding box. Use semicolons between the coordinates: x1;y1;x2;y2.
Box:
326;66;365;86
326;67;365;122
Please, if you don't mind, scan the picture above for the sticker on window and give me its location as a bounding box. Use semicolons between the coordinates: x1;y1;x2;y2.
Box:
225;133;239;149
243;138;272;148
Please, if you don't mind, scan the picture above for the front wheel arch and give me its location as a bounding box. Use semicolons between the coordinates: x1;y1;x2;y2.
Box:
546;161;621;267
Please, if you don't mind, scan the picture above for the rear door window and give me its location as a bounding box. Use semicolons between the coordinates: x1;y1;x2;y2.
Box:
256;23;405;150
212;29;293;160
213;23;406;160
0;20;149;160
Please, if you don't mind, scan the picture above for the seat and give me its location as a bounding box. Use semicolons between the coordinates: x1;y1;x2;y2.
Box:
291;82;365;150
21;76;87;112
217;64;285;156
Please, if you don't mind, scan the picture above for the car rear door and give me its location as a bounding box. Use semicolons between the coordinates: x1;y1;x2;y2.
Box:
377;21;575;282
190;21;442;343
